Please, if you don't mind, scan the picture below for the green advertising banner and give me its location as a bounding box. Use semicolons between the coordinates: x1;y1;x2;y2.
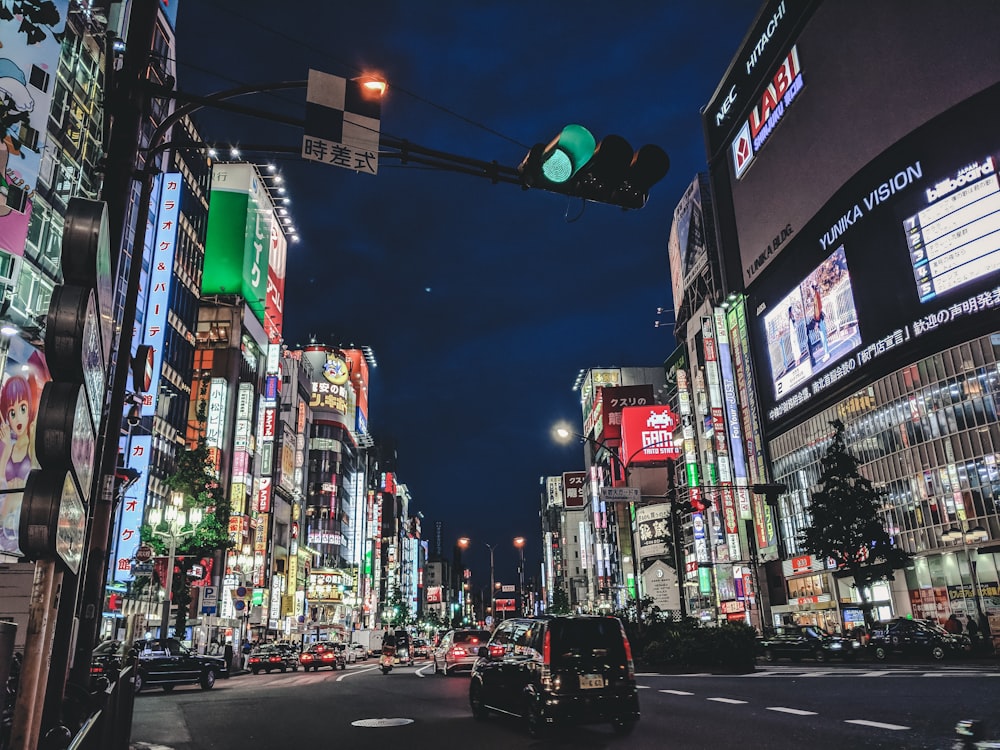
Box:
203;163;271;323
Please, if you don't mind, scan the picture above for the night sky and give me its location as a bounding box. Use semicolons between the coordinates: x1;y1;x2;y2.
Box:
174;1;760;593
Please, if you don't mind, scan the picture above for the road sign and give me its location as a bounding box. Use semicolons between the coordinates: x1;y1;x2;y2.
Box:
302;69;381;174
599;486;641;502
201;585;218;615
500;585;515;593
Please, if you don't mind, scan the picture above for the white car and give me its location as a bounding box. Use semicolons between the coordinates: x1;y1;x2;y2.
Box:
347;642;367;661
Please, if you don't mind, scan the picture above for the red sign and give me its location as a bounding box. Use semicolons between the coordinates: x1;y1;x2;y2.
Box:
601;385;655;441
620;405;681;466
790;554;814;573
426;586;441;604
562;472;587;508
494;598;516;612
256;477;272;513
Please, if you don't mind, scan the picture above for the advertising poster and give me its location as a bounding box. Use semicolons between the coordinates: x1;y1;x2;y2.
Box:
0;2;68;261
0;337;50;556
635;503;671;559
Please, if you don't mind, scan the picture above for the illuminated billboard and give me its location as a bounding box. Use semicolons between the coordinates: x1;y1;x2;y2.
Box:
704;2;1000;289
203;163;272;323
748;83;1000;434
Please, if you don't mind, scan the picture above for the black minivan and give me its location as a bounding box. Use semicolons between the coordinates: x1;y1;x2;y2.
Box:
468;615;639;736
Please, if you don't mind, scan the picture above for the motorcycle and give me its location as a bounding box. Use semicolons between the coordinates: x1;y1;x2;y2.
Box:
952;720;1000;749
380;645;395;675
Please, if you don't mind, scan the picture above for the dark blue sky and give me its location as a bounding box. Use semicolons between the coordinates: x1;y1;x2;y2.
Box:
175;1;760;591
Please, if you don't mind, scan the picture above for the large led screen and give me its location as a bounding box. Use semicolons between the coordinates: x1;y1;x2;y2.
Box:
763;246;862;400
748;83;1000;435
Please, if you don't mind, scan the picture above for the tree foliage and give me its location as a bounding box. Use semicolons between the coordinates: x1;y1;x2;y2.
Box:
140;395;232;636
384;587;412;628
547;587;571;615
799;419;909;629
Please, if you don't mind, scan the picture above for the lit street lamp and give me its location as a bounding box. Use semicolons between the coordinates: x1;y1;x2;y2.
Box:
148;492;203;639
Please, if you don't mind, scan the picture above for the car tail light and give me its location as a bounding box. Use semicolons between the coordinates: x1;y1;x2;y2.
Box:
269;656;281;663
488;644;505;659
540;629;552;689
450;647;466;658
90;665;103;675
619;622;635;680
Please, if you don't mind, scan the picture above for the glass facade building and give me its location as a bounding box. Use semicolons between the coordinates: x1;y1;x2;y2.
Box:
769;332;1000;627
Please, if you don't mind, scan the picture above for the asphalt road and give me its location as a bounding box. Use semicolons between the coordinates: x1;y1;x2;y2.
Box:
130;658;1000;750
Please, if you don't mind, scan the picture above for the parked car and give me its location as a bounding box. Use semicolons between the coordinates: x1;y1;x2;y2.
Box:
111;637;229;694
433;629;492;676
469;615;640;737
299;641;346;671
412;638;430;657
758;625;863;663
347;642;368;661
870;617;970;661
248;644;298;674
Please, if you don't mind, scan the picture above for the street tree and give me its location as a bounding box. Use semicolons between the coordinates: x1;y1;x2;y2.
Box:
547;587;571;615
799;419;909;630
141;395;232;637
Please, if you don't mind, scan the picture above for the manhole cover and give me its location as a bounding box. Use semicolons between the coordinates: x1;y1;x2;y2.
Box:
351;718;414;728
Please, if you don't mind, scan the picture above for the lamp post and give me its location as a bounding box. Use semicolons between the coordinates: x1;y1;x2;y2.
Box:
941;522;990;629
513;537;526;615
148;492;202;639
459;537;495;623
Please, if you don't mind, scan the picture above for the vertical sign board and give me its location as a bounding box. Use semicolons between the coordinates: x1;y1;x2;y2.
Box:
203;163;271;324
264;220;287;343
113;435;152;583
0;2;68;264
562;472;587;509
205;378;228;473
141;173;180;417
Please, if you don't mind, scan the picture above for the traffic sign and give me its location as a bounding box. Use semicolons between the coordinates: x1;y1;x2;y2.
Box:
599;486;641;502
500;584;515;593
201;585;218;615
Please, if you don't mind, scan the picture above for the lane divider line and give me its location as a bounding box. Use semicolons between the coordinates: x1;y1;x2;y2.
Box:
766;706;817;716
659;689;693;696
707;697;747;704
845;719;910;731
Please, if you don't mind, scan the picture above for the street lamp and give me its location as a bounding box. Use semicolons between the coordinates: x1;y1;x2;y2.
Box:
941;522;990;628
513;537;526;615
148;492;203;639
459;537;496;623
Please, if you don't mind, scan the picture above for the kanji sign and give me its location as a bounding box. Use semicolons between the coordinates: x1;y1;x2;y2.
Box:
303;69;381;174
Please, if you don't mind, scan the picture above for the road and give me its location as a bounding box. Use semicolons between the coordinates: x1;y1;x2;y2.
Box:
130;658;1000;750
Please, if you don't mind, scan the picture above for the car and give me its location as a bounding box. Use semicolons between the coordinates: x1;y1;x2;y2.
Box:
433;628;492;676
347;642;367;661
469;615;640;737
869;617;970;661
758;624;863;663
412;638;430;657
99;637;228;694
247;644;298;674
299;641;346;671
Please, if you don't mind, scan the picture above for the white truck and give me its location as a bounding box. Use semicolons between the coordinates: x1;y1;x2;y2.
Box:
350;629;385;657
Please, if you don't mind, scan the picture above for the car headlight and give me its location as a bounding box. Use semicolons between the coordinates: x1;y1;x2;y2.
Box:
829;642;841;649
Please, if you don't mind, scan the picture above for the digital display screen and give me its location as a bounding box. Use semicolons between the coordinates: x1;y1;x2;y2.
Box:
904;157;1000;303
762;246;862;400
747;83;1000;435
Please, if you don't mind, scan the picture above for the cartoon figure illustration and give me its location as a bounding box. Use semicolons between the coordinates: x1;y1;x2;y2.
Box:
0;57;36;219
0;374;37;489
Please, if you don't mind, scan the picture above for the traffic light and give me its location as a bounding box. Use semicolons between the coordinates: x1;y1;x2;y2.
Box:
518;125;670;209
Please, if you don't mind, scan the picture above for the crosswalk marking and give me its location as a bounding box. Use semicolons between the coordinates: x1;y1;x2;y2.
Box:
845;719;909;731
708;697;747;704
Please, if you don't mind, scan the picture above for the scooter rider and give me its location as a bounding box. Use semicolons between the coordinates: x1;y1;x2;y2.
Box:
380;630;396;673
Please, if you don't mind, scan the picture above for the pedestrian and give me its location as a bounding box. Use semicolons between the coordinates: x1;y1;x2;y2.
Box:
241;639;253;670
944;613;963;635
966;615;981;648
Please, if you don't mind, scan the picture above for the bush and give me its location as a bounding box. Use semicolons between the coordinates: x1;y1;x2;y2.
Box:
636;619;757;673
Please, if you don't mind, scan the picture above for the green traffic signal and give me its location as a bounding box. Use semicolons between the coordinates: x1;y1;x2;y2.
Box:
540;124;596;183
519;125;669;209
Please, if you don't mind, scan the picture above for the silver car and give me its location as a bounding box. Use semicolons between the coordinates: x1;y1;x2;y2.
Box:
433;629;491;676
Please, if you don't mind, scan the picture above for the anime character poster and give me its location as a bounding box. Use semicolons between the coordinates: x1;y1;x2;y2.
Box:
0;336;51;556
0;2;68;260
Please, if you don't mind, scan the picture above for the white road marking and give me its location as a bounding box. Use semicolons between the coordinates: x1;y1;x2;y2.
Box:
845;719;910;731
766;706;817;716
707;697;747;704
860;671;893;677
659;689;694;696
637;685;651;689
337;665;382;681
800;672;831;677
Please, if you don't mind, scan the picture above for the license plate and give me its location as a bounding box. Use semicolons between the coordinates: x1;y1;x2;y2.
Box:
580;674;604;689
